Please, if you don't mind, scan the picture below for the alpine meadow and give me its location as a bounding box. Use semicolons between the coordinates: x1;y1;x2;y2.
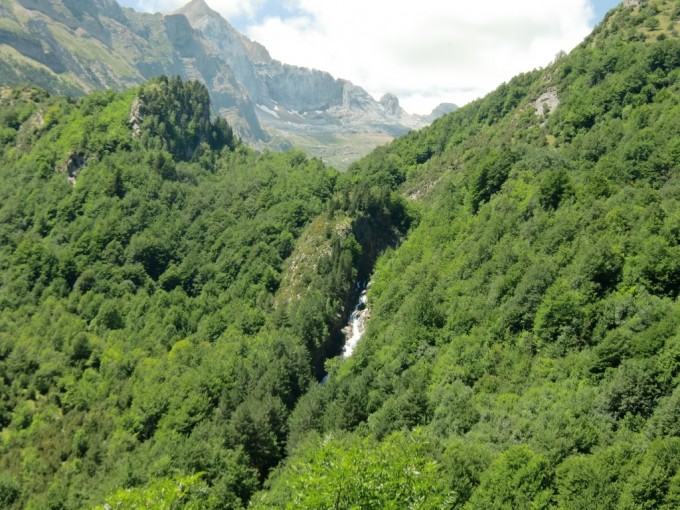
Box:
1;1;680;509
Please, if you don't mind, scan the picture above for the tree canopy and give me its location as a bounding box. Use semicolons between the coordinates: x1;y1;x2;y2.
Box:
2;1;680;508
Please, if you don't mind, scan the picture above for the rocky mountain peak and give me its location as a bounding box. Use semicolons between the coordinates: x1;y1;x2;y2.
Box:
380;93;400;115
173;0;215;18
0;0;456;168
427;102;458;120
176;0;271;65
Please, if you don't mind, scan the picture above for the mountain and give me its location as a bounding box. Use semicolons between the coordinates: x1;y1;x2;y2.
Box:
4;0;680;509
0;76;396;509
175;0;446;166
252;0;680;507
0;0;454;167
0;0;266;140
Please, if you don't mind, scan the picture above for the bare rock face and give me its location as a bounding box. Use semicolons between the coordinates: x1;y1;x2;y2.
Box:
380;93;400;116
176;0;457;164
1;0;265;141
534;88;560;118
261;65;346;112
0;0;458;166
176;0;272;104
62;151;86;186
427;103;458;120
129;97;143;137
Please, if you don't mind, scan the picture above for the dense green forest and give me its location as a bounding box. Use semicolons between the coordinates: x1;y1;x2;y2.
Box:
254;1;680;508
0;76;408;508
1;0;680;508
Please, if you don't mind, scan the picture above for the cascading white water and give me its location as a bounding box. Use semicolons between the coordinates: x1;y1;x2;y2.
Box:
342;288;369;358
320;284;371;383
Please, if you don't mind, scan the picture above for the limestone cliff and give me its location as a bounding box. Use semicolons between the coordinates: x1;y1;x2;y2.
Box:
0;0;265;140
0;0;456;166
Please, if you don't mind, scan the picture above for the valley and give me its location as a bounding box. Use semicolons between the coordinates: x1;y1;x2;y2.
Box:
1;0;680;509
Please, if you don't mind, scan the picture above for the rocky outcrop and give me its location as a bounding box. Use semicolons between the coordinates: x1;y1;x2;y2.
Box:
427;103;458;121
62;151;86;186
129;97;143;137
534;87;560;118
380;93;400;116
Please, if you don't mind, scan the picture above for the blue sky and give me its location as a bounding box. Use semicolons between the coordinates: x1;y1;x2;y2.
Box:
592;0;621;22
117;0;623;112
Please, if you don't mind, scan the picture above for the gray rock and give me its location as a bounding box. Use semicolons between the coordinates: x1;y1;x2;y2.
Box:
533;88;560;118
1;0;264;140
380;93;400;116
427;103;458;121
0;0;459;166
177;0;450;161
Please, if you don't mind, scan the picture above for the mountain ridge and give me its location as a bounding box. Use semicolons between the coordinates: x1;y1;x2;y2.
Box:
173;0;454;166
252;0;680;506
0;0;265;139
0;0;456;166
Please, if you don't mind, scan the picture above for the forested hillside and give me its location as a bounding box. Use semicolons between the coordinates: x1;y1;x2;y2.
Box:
0;76;409;508
2;0;680;509
253;1;680;508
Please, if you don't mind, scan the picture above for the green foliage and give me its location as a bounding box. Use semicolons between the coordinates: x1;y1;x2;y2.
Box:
0;474;21;508
618;439;680;510
0;74;415;508
467;147;516;213
0;79;355;509
252;430;451;509
465;446;553;509
94;474;213;510
4;2;680;509
538;168;573;210
256;1;680;507
599;358;665;420
136;76;234;162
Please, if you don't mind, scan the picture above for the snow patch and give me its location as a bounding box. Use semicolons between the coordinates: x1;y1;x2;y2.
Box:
257;104;279;118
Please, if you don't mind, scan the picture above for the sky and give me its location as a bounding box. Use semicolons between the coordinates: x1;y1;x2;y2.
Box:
118;0;621;114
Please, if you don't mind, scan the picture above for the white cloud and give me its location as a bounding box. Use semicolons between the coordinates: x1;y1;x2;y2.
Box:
121;0;596;114
198;0;265;19
244;0;594;113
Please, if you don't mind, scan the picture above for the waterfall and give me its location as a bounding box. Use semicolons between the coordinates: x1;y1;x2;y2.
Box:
342;286;369;358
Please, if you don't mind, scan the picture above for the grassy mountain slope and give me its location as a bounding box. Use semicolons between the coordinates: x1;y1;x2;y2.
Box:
254;1;680;508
